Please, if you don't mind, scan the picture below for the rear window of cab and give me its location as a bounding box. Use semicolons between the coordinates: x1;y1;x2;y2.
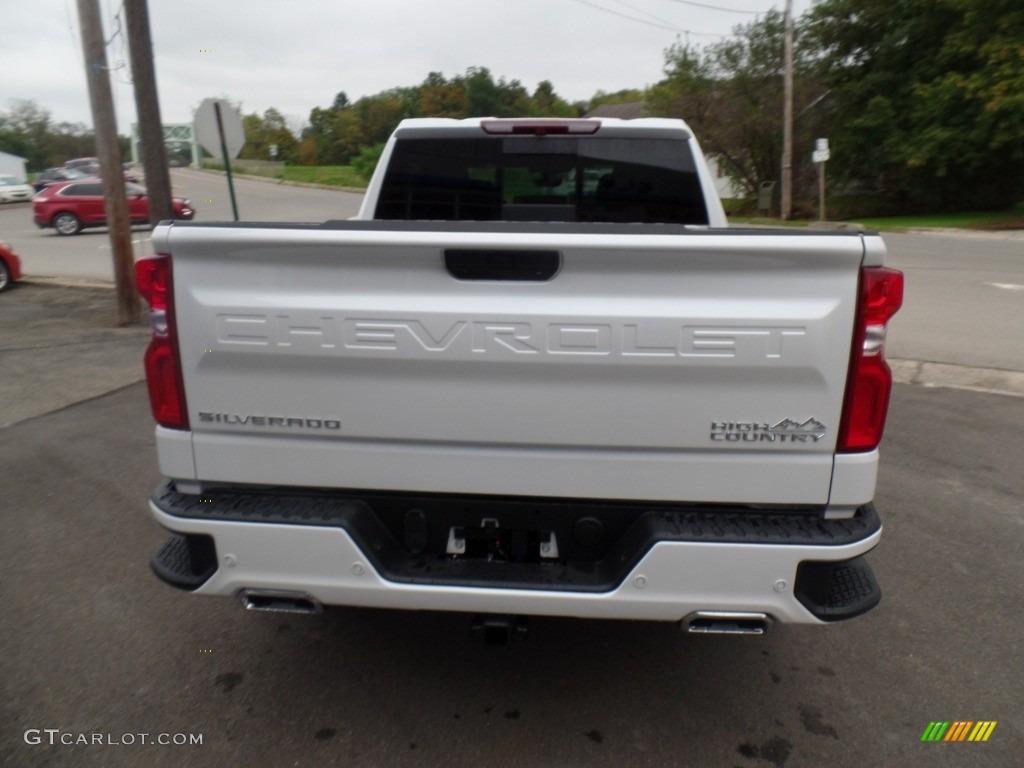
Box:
376;137;708;225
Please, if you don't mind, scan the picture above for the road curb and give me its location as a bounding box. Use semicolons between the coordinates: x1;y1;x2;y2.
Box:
905;227;1024;241
891;358;1024;398
22;276;116;289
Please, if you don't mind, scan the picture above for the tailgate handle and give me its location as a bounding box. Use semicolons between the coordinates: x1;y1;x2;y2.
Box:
445;249;560;282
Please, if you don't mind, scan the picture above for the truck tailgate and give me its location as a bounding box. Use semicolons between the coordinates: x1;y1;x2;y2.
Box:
156;222;869;506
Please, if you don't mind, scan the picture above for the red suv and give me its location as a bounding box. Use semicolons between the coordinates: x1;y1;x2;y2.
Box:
33;181;194;236
0;241;22;291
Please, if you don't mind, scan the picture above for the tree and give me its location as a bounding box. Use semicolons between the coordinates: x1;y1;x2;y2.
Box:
588;88;645;112
646;42;716;125
0;99;100;170
0;99;54;169
358;89;416;146
464;67;502;116
647;13;827;199
496;78;532;116
530;81;576;117
240;107;299;163
808;0;1024;209
417;72;468;117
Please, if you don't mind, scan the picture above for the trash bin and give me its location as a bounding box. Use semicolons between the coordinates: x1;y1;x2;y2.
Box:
758;181;778;215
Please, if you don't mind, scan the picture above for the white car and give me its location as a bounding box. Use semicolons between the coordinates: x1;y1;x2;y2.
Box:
0;175;34;203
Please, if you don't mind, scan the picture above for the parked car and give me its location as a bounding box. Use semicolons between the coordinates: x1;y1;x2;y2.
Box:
0;175;35;203
64;157;138;184
33;167;91;192
64;157;100;174
122;163;140;183
33;180;195;236
0;241;22;291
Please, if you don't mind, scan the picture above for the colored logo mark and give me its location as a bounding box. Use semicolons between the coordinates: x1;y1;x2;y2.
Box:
920;721;997;742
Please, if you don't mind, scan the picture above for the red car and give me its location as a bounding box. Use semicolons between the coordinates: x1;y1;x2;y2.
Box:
33;180;194;236
0;241;22;291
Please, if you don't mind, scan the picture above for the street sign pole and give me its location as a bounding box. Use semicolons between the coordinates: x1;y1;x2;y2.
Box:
813;138;830;222
818;161;826;221
214;101;240;221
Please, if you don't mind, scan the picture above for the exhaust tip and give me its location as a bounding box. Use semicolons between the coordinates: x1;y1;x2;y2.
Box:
238;589;323;615
683;611;770;635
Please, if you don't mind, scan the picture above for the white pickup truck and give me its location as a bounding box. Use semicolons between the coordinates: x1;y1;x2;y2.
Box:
138;117;903;637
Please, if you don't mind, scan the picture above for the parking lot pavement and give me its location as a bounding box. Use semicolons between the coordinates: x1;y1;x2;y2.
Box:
1;382;1020;767
0;282;149;429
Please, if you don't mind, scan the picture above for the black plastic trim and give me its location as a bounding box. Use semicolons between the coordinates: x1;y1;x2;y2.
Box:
150;532;218;591
445;249;560;281
152;482;881;594
794;555;882;621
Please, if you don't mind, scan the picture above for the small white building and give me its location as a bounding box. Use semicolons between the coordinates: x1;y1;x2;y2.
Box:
0;151;28;183
704;154;745;200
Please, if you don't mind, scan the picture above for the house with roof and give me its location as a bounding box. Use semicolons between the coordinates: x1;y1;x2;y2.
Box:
0;151;28;183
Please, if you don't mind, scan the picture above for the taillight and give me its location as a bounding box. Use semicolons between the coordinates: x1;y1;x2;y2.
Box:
136;255;189;429
838;267;904;452
480;119;601;135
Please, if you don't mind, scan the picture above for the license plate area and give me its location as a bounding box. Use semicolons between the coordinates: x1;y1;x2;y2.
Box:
445;518;560;563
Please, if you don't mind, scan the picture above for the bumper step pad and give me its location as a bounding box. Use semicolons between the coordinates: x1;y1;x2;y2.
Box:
150;533;218;591
794;556;882;621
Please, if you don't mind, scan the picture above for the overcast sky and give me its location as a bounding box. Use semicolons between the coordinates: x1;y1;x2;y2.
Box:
2;0;812;134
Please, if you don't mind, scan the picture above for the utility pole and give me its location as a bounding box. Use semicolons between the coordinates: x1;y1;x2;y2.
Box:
125;0;173;225
77;0;140;325
781;0;794;220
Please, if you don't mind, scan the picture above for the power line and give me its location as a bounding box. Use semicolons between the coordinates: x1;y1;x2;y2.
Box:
658;0;762;14
610;0;681;28
571;0;730;37
572;0;681;32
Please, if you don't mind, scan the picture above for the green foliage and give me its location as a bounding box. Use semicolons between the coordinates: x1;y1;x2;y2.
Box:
0;99;98;170
854;206;1024;231
807;0;1024;209
644;0;1024;212
239;107;299;164
588;89;645;111
298;68;579;169
352;143;385;180
646;12;827;198
280;166;366;188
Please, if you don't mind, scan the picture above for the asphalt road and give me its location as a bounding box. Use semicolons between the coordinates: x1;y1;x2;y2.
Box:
0;169;364;282
1;380;1020;767
883;230;1024;372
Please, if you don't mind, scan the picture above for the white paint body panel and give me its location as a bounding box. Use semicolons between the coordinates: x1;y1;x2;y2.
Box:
156;224;876;506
